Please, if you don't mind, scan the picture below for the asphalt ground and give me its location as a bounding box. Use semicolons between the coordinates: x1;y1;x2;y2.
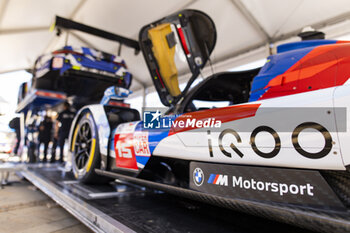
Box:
0;170;91;233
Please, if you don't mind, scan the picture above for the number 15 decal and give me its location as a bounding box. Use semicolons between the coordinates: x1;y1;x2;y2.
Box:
208;122;333;160
114;133;138;170
116;140;133;158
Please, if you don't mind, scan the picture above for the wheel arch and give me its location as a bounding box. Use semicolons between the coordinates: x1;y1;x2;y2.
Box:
68;104;111;158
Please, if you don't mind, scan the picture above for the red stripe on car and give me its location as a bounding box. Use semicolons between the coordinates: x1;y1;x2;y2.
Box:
169;104;261;135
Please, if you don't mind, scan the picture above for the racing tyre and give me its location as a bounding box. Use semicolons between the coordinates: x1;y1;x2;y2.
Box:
71;111;111;184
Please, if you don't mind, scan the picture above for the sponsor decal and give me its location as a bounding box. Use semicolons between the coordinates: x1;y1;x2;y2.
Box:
193;167;205;186
133;131;151;156
207;174;314;196
207;173;314;196
190;162;346;211
207;121;333;160
231;176;314;196
114;122;151;170
207;174;228;186
114;133;138;170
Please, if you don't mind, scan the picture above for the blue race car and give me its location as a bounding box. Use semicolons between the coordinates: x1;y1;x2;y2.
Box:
30;46;131;106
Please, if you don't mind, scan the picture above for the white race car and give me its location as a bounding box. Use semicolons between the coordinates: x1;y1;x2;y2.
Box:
68;10;350;232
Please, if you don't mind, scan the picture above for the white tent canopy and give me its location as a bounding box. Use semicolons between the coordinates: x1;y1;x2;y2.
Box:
1;0;350;93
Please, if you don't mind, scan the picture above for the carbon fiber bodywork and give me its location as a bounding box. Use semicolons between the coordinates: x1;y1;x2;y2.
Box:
96;168;350;233
321;170;350;208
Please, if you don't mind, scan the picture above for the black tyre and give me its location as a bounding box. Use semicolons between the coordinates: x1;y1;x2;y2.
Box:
71;111;110;184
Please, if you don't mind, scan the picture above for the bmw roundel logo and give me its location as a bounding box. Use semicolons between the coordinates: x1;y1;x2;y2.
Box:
193;168;205;186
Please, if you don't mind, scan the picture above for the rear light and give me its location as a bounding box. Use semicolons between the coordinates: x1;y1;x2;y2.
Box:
52;57;64;69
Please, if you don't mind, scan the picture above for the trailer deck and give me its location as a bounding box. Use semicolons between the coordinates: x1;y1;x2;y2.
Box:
15;163;314;233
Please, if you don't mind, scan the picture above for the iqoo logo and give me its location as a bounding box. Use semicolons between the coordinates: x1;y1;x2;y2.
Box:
207;122;333;160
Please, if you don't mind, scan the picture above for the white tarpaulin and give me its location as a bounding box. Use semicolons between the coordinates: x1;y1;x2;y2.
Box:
1;0;350;92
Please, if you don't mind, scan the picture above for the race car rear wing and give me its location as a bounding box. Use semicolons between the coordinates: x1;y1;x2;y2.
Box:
139;10;217;106
52;16;140;53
